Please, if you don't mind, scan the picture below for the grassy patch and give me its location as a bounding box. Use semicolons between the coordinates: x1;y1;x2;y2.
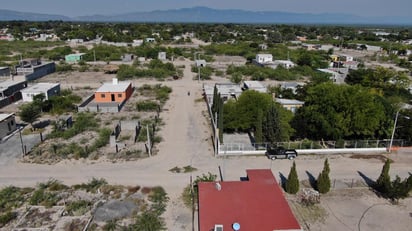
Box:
289;200;327;227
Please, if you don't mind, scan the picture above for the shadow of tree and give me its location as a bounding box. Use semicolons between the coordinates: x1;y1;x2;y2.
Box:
357;171;383;198
357;171;375;188
279;172;287;190
306;170;317;189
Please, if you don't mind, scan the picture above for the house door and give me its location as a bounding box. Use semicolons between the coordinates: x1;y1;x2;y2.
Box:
111;94;115;101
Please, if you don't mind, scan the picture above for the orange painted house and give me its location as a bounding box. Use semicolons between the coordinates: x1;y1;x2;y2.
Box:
95;78;133;103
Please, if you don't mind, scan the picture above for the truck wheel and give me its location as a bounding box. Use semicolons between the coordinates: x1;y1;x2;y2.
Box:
271;156;276;160
288;156;295;160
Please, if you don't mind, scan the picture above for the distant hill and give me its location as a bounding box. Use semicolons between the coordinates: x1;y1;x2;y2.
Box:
0;9;71;21
1;7;411;25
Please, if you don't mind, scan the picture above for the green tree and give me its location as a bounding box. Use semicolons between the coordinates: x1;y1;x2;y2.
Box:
263;103;282;144
285;161;299;194
19;103;41;127
386;176;412;203
292;83;391;140
254;109;263;143
375;159;391;194
235;90;273;130
317;158;331;194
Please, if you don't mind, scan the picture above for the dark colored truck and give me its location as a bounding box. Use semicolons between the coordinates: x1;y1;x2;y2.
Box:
266;146;298;160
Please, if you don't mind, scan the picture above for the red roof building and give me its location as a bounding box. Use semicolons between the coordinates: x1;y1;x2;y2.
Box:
198;169;302;231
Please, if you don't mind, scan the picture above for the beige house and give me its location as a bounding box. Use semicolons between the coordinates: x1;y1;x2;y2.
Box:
275;98;304;113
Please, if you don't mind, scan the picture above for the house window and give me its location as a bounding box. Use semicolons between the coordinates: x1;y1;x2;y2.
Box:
10;120;14;126
118;94;122;98
7;122;11;131
101;94;105;98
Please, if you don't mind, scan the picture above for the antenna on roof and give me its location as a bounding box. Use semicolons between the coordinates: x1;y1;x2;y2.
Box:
215;182;221;191
232;222;240;231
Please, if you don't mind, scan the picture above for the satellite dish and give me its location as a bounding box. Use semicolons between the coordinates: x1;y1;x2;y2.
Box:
232;222;240;230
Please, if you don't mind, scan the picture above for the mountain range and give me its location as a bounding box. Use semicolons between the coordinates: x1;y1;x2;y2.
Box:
0;7;411;25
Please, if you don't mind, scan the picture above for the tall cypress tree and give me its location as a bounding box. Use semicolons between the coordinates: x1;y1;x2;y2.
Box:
285;161;299;194
317;158;331;194
211;85;218;115
218;95;224;142
375;159;391;194
263;103;281;144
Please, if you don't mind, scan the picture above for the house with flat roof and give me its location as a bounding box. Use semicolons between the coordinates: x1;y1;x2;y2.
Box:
255;54;273;64
203;83;242;105
0;80;27;108
65;53;86;63
242;80;267;93
198;169;302;231
275;98;304;113
95;78;133;103
273;60;296;69
0;113;17;140
21;83;60;102
0;67;10;77
318;68;346;84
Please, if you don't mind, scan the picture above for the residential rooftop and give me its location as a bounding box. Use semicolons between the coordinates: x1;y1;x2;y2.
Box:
198;169;302;231
96;79;132;93
21;83;60;93
0;113;14;121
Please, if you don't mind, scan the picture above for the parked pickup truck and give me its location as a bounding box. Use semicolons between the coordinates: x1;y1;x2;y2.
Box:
266;146;298;160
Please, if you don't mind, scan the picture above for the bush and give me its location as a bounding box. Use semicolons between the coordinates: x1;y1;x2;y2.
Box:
316;159;331;194
65;200;92;216
285;161;299;194
0;211;17;227
136;100;159;111
29;189;59;207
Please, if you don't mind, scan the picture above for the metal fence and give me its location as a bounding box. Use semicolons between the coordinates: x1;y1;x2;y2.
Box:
219;139;407;152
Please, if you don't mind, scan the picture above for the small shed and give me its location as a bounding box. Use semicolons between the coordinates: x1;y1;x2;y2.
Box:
195;60;207;67
121;54;135;62
65;53;86;63
158;52;167;61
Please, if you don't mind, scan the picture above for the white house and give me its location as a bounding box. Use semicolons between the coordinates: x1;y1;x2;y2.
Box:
273;60;296;69
0;113;17;140
132;39;143;47
145;38;155;43
21;83;60;102
255;54;273;64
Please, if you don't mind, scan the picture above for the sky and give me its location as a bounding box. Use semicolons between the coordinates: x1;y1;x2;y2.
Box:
2;0;412;18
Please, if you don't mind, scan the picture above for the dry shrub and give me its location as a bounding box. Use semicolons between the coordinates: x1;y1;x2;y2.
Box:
141;187;152;194
127;185;141;194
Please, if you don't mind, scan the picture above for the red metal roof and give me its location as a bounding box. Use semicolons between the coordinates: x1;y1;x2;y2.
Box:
198;169;302;231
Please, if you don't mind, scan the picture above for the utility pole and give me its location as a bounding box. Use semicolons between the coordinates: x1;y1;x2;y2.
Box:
147;125;151;157
18;127;24;157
